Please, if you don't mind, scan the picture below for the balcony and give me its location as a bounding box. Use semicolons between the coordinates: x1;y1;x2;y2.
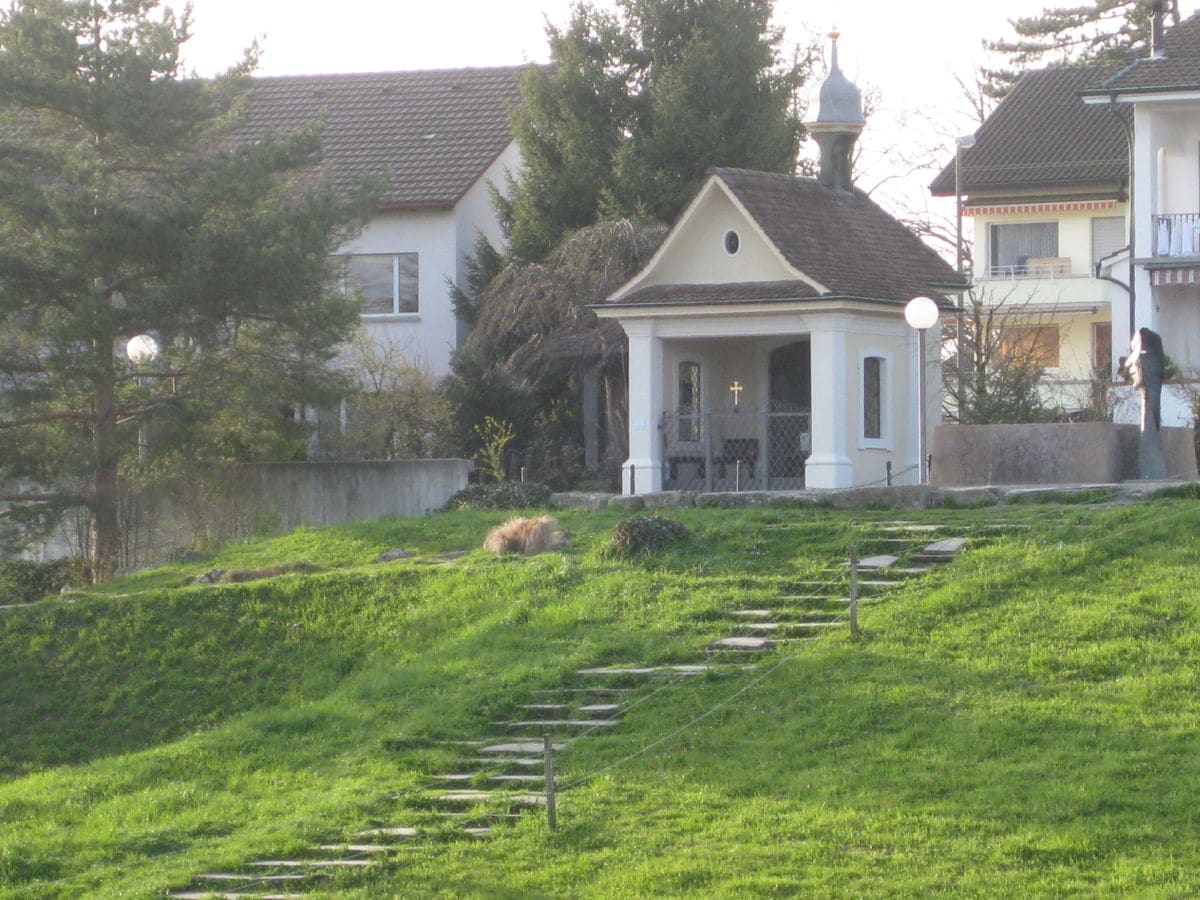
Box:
1153;214;1200;258
983;257;1073;279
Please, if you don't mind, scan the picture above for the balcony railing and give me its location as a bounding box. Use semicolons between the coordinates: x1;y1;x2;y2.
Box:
661;407;811;492
1153;213;1200;258
984;257;1073;279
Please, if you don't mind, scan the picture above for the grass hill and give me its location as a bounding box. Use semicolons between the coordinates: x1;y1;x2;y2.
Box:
2;495;1200;897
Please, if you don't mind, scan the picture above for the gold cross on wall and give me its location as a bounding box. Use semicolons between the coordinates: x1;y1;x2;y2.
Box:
729;381;744;408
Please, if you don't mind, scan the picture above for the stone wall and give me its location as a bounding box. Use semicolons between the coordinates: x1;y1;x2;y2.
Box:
930;424;1197;487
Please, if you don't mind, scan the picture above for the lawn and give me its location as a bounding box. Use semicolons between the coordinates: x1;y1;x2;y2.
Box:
1;497;1198;897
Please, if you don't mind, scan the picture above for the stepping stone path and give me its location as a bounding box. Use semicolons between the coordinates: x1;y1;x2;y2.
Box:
167;523;971;898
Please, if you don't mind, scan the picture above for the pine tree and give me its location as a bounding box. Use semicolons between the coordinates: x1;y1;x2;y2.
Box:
500;0;809;262
0;0;372;578
983;0;1181;98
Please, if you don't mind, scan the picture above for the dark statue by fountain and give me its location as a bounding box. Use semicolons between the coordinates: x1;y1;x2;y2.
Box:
1118;327;1167;479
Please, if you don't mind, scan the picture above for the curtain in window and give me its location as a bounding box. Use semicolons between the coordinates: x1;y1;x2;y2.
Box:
990;223;1058;275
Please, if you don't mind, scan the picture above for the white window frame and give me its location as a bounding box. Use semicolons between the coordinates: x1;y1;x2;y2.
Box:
341;252;420;318
858;349;892;450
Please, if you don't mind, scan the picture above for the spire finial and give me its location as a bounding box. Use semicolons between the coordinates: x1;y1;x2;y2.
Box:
829;28;840;72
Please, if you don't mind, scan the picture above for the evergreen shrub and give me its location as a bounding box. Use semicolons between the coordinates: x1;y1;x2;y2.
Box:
0;559;77;604
443;481;553;511
608;515;688;558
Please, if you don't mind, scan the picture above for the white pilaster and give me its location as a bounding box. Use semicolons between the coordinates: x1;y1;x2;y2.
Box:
805;327;853;488
623;321;665;494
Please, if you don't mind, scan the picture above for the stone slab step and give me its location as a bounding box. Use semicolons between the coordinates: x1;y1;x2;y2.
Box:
891;567;931;575
434;810;522;819
877;523;942;532
356;827;418;838
479;742;565;755
490;774;543;783
577;663;760;677
197;873;309;882
923;537;967;555
517;703;569;712
316;844;396;853
741;620;845;632
170;893;305;899
775;595;855;604
506;719;619;729
530;688;631;695
850;554;899;570
249;860;375;869
578;703;621;714
855;579;903;588
709;636;775;651
463;756;543;767
431;790;545;805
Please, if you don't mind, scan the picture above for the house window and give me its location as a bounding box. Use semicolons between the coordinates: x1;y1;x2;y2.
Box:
863;356;883;440
1091;216;1126;265
989;222;1058;276
1000;324;1060;368
724;230;740;255
343;253;419;315
678;362;701;442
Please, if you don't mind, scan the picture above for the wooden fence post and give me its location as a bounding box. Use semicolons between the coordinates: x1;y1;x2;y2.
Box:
544;733;557;831
849;544;860;639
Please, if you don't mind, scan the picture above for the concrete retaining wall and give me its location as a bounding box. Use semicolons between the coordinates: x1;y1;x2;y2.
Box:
232;459;472;530
12;459;472;565
931;424;1197;487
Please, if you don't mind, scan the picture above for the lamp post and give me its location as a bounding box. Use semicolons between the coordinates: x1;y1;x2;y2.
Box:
904;297;940;484
126;334;159;464
954;134;976;424
954;134;976;278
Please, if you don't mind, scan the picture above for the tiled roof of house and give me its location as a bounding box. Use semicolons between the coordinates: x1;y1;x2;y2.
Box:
1086;12;1200;93
239;66;528;210
930;65;1127;198
606;168;962;308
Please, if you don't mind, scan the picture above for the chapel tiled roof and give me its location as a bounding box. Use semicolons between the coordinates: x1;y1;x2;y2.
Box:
1085;12;1200;93
239;66;528;210
930;65;1128;198
604;168;962;309
714;168;963;303
617;280;821;306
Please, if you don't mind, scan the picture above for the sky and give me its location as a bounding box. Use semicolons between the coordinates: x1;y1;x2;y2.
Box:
177;0;1200;227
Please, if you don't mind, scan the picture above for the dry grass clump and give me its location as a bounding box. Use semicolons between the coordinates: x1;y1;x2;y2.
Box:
483;516;568;556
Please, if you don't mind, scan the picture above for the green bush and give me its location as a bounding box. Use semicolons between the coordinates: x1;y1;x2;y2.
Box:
607;515;688;558
0;559;77;604
442;481;553;511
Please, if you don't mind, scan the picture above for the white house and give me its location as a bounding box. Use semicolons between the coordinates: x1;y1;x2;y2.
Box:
1083;11;1200;429
242;66;526;378
931;65;1131;415
595;43;963;493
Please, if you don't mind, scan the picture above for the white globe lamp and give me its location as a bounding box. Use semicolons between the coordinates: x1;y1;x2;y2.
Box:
125;334;160;365
904;295;941;331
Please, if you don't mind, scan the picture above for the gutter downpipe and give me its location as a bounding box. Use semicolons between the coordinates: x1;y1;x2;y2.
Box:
1105;92;1137;339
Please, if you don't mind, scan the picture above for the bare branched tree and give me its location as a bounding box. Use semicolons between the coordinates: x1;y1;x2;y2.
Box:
943;286;1070;424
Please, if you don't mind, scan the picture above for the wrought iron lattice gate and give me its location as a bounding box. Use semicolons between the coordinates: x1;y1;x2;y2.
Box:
660;407;811;492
